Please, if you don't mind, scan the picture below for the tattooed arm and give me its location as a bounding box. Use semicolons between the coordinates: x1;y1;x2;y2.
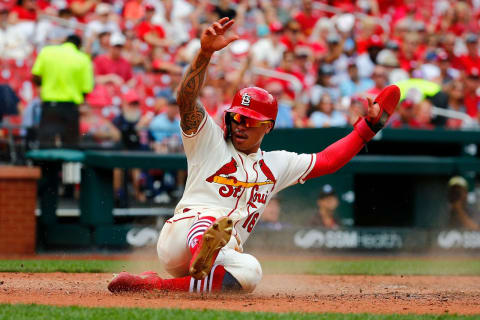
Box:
177;50;211;135
177;17;239;135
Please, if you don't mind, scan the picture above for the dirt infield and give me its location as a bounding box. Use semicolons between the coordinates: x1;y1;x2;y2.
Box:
0;272;479;315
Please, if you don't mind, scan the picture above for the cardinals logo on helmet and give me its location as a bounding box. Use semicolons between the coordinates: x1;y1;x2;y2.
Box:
240;93;251;106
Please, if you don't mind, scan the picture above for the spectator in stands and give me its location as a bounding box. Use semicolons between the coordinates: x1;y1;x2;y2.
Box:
459;33;480;70
112;90;145;151
150;60;183;102
8;0;37;25
264;81;294;128
198;85;220;119
377;48;401;75
3;0;480;139
310;93;347;128
0;84;20;124
398;32;424;73
275;50;305;100
79;104;120;147
396;78;449;127
388;99;427;129
293;0;321;37
0;5;6;53
439;33;458;67
94;32;133;86
21;96;41;149
308;64;340;107
32;34;94;148
263;0;291;26
156;0;190;47
308;17;331;59
464;67;480;120
257;195;285;231
235;0;266;36
447;176;480;230
294;45;316;89
85;3;119;39
365;66;389;99
280;20;305;52
323;32;346;73
292;101;310;128
310;184;340;229
149;97;182;154
36;8;77;47
435;50;458;86
212;0;236;21
340;62;374;97
148;96;185;202
250;22;286;68
69;0;99;23
445;80;468;129
112;90;147;204
357;35;384;79
2;0;35;60
86;30;110;58
122;28;147;70
0;4;6;27
136;4;171;48
123;0;145;26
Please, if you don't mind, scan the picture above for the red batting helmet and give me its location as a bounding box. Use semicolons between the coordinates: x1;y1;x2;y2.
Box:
224;87;278;139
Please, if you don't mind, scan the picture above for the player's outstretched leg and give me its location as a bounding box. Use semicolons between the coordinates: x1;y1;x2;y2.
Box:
188;216;233;280
108;265;241;293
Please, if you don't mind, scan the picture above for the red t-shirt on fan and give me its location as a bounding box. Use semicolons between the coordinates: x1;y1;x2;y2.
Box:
136;21;166;41
94;54;133;82
464;92;480;118
294;11;321;36
10;6;37;21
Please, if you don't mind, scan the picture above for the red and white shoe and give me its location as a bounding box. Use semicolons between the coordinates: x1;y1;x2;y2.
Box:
189;217;233;280
108;271;162;292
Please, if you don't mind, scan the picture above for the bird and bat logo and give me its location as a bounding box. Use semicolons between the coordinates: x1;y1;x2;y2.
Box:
206;157;276;208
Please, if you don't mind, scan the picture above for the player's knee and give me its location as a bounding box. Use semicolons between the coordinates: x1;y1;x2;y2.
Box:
226;254;262;293
157;236;190;277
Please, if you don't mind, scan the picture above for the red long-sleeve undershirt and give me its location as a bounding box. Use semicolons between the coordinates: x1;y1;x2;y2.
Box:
305;118;376;180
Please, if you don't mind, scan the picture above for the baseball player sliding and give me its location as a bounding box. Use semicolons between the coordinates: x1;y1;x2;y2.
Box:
108;17;401;293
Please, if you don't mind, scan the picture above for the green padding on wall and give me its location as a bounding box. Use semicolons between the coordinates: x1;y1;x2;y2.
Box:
93;225;134;247
262;127;480;154
26;149;85;162
84;151;187;169
43;224;91;247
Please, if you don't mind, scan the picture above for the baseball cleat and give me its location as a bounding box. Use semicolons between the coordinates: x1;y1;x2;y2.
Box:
108;271;162;292
189;217;233;280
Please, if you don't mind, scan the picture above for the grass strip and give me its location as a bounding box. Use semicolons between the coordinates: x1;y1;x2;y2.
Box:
0;304;477;320
262;259;480;276
0;259;479;276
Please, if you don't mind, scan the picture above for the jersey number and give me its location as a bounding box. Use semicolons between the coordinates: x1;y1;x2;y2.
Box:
242;212;259;233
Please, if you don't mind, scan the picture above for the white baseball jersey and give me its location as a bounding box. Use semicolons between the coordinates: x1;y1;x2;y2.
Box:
174;114;315;246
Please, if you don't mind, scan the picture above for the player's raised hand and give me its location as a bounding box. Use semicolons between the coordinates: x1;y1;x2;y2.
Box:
366;97;380;119
201;17;239;54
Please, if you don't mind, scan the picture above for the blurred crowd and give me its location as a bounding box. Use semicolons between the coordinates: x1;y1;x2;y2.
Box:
2;0;480;205
1;0;480;146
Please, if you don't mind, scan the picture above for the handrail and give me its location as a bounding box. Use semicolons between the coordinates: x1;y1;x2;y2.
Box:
37;14;86;31
430;106;478;129
312;2;390;35
250;65;304;93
